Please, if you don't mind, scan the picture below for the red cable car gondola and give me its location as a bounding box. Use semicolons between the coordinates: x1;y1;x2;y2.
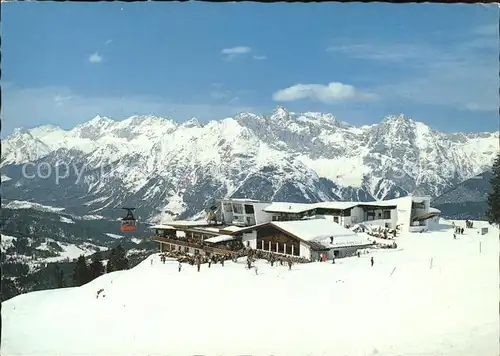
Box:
120;207;137;232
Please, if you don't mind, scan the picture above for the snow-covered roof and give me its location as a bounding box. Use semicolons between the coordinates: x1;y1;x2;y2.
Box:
314;202;360;210
315;234;372;249
168;220;211;227
219;225;243;232
356;200;398;207
150;224;175;230
263;202;313;213
272;220;358;240
429;207;441;214
204;235;235;243
225;198;261;203
271;219;370;249
264;200;393;214
196;227;220;232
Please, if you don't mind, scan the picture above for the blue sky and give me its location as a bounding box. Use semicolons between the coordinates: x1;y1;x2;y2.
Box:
3;2;499;135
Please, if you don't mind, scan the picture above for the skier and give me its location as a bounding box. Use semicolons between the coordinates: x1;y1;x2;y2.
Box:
370;257;374;267
288;259;292;271
96;288;105;299
357;251;361;258
254;266;258;275
197;260;201;272
178;262;182;272
221;258;224;267
453;233;456;239
332;257;335;264
208;260;212;268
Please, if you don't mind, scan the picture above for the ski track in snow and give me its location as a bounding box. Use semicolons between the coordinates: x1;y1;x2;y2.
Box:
2;219;499;356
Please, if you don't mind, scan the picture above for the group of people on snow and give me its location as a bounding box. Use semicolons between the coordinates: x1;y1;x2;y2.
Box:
452;220;476;239
156;236;381;273
156;245;309;274
452;222;465;237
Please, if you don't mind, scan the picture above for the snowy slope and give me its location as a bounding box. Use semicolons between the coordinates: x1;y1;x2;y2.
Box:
2;220;499;356
1;108;498;221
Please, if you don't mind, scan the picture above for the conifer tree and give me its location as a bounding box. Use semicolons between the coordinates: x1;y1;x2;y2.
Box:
72;255;91;287
54;264;65;288
105;259;114;273
487;153;500;226
106;248;116;273
113;245;129;271
105;245;129;273
89;252;105;280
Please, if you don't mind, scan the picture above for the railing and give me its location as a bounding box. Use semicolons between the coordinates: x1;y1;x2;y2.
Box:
150;236;234;255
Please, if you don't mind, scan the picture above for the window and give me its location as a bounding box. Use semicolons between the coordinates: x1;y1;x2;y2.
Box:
333;216;339;223
383;210;391;219
412;202;425;209
224;203;232;213
232;204;243;214
244;204;254;214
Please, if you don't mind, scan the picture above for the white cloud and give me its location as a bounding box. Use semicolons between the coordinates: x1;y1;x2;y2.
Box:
210;90;229;100
325;42;442;63
327;25;498;112
253;55;267;60
2;85;257;136
272;82;378;104
471;23;498;36
221;46;251;55
88;52;103;64
220;46;252;61
211;82;225;89
54;94;74;107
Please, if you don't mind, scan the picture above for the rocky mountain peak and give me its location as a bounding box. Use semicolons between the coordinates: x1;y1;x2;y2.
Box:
181;117;202;128
1;108;498;222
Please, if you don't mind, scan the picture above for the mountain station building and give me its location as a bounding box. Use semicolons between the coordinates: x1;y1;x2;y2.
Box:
150;195;437;261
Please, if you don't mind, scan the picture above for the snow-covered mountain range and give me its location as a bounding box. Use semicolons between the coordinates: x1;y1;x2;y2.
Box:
2;107;498;222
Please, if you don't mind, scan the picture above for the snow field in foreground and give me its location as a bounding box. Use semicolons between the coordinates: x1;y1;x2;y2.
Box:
2;220;499;356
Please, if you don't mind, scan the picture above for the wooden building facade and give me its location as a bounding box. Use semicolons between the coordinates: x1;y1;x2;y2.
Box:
255;224;301;256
